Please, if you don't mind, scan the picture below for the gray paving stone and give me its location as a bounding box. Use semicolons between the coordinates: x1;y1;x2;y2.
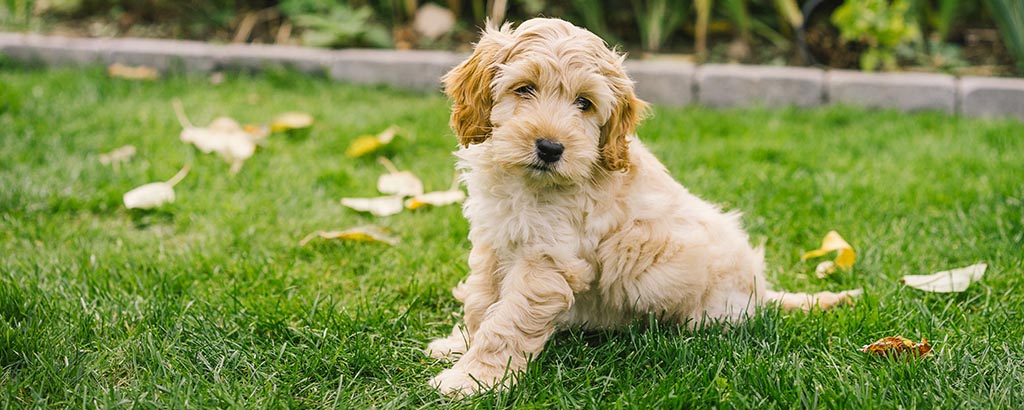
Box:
108;38;218;72
696;64;824;108
330;49;464;93
3;34;112;66
216;43;337;75
827;70;956;113
623;60;695;106
958;76;1024;121
0;32;24;53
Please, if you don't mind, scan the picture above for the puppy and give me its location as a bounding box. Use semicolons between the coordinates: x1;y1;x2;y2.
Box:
426;18;860;396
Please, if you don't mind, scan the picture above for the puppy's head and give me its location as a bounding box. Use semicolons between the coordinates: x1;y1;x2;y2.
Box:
444;18;647;184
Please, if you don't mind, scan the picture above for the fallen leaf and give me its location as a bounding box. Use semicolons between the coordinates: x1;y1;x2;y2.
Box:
123;164;190;210
299;225;400;246
346;125;399;158
340;196;404;216
406;189;466;210
376;157;423;197
98;145;136;167
270;112;314;132
861;336;932;358
108;63;159;80
174;100;259;173
802;230;856;277
901;263;987;293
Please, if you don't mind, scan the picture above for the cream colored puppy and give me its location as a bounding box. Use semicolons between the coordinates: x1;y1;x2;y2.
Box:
427;18;859;396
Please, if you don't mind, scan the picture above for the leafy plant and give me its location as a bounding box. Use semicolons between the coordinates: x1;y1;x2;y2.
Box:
0;0;35;29
832;0;920;71
632;0;688;52
984;0;1024;73
571;0;622;45
283;2;391;48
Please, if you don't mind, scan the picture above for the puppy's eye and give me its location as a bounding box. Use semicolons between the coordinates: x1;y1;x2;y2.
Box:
575;97;592;111
514;85;535;97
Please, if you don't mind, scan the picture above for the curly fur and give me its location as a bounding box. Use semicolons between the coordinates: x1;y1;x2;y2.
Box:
426;18;860;396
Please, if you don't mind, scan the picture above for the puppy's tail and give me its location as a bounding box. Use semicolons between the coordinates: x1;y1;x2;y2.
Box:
764;288;863;312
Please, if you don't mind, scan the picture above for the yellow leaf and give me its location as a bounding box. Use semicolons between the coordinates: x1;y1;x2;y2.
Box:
98;145;136;167
299;226;399;246
405;190;466;210
108;63;159;80
376;157;423;197
901;263;987;293
345;125;400;158
123;164;190;210
340;196;404;216
270;112;314;132
173;101;258;174
801;230;856;276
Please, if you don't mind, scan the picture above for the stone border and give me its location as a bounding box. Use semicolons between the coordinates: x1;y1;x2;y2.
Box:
3;32;1024;121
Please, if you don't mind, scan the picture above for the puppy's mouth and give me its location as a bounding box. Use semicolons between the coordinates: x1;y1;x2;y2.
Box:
527;162;553;172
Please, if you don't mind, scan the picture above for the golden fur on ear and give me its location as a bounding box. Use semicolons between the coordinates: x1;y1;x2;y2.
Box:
443;23;512;146
600;73;649;172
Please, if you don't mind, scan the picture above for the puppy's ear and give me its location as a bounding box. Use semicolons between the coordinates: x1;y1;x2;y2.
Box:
443;22;512;146
600;73;649;172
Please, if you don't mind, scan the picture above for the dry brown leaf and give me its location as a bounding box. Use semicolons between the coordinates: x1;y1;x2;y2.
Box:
123;164;190;210
174;100;259;174
108;63;159;80
902;263;987;293
376;157;423;197
346;125;399;158
270;112;314;132
340;196;404;216
299;226;399;246
861;336;932;358
802;230;856;277
406;190;466;210
98;145;136;167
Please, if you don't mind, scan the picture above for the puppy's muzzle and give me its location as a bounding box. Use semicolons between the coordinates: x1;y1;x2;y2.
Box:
535;138;564;163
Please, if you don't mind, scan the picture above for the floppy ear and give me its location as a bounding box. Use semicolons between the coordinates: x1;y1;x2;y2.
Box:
443;23;511;146
600;74;649;172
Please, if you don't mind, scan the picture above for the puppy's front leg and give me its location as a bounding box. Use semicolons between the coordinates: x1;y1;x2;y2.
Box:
426;244;499;360
430;255;574;396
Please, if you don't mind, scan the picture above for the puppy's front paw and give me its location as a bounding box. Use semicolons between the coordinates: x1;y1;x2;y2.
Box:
429;366;506;396
424;325;469;361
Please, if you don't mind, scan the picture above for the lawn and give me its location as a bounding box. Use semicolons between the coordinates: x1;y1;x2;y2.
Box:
1;62;1023;408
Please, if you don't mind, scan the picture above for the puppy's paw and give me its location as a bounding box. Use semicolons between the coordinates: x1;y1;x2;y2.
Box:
429;366;506;396
424;325;469;361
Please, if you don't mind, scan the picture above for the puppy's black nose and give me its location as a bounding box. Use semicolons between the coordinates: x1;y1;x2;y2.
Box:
535;138;564;163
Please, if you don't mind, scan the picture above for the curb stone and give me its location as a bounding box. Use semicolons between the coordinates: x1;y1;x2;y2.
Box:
330;49;465;93
109;38;219;73
624;60;696;106
958;76;1024;121
4;34;112;67
217;43;337;75
697;64;824;108
827;70;957;113
2;32;1024;121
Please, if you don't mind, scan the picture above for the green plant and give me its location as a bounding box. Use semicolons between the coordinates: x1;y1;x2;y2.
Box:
570;0;622;45
985;0;1024;73
0;0;35;29
832;0;921;71
632;0;688;52
283;2;391;48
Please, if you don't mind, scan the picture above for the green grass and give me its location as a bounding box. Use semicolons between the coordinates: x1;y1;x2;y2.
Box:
1;62;1023;408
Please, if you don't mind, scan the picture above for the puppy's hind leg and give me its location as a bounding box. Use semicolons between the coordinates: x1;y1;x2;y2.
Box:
425;244;499;361
430;256;574;396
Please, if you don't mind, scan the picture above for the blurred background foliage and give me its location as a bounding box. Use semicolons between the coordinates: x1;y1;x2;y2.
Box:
1;0;1022;75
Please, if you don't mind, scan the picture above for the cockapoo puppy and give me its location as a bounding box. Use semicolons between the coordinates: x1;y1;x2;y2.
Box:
426;18;860;396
